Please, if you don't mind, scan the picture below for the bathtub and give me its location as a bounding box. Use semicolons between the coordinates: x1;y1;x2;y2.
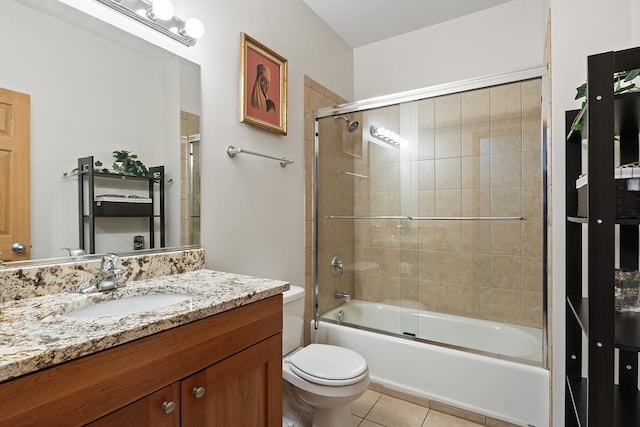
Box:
315;300;549;427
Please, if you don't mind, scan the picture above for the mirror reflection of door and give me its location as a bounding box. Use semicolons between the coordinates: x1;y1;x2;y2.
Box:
0;86;30;262
180;111;200;246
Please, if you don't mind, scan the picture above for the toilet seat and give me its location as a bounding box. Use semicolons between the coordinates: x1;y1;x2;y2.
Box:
287;344;368;386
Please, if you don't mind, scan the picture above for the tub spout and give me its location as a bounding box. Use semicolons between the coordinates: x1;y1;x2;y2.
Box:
335;291;352;302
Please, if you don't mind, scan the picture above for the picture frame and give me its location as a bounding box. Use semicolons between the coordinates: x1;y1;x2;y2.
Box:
240;32;288;135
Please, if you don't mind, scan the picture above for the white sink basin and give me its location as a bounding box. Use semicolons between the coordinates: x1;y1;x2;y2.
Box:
65;294;193;319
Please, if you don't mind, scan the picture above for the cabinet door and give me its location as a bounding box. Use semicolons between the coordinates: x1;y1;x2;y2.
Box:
85;382;180;427
181;333;282;427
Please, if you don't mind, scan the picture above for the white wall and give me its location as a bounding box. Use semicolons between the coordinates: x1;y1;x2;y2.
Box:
49;0;354;285
549;1;637;425
353;0;545;99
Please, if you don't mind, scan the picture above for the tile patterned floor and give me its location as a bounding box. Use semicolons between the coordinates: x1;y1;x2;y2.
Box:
351;390;484;427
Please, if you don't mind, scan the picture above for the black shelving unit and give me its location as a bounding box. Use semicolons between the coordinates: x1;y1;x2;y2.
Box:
77;156;165;254
565;46;640;427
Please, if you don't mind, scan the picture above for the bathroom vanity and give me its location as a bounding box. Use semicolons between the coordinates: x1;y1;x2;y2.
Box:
0;266;287;426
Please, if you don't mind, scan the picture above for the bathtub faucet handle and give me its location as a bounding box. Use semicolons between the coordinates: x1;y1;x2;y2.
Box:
330;255;344;276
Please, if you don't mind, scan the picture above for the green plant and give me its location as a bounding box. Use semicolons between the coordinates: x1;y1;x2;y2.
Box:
63;151;172;183
570;68;640;132
111;150;150;177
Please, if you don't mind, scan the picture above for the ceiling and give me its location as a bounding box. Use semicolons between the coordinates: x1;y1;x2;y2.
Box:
303;0;516;48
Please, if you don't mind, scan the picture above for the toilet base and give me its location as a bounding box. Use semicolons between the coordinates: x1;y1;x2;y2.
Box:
283;380;313;427
311;404;352;427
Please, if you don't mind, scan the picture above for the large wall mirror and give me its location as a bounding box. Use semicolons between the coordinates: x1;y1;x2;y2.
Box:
1;0;201;264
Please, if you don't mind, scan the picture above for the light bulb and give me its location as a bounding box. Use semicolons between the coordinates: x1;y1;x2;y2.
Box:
152;0;174;21
183;18;204;39
376;127;385;136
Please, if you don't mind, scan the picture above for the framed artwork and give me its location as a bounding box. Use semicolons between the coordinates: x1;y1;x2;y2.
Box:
240;32;288;135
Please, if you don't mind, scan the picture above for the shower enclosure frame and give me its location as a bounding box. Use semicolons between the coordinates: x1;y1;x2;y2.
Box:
312;64;550;368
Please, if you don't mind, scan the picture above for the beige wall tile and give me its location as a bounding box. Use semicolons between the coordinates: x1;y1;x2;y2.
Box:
435;93;461;128
461;221;490;253
435;189;461;216
521;78;542;117
522;115;542;152
419;225;436;250
418;160;435;189
522;150;542;187
418;280;438;311
418;98;435;130
490;255;522;290
400;221;419;249
461;122;491;157
388;162;401;191
490;187;522;217
418;250;436;281
490;82;522;120
370;140;391;164
418;190;436;217
461;155;490;188
434;220;462;252
435;282;464;315
435;252;463;283
523;220;543;257
490;118;523;154
418;129;436;160
522;291;543;328
490;222;522;255
370;163;389;193
400;249;419;279
463;286;491;319
490;152;523;188
435;126;461;159
460;253;491;286
490;289;522;323
522;185;542;221
461;88;490;125
461;188;491;217
522;256;543;292
435;157;461;189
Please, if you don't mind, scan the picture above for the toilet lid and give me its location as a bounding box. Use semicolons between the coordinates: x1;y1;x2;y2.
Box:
288;344;368;386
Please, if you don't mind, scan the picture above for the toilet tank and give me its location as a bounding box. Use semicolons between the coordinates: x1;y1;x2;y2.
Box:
282;285;305;356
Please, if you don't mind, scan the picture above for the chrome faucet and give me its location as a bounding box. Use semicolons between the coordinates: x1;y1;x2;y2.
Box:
80;253;125;293
334;291;352;302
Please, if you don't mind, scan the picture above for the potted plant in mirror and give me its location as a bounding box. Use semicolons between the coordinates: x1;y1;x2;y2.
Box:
63;150;172;184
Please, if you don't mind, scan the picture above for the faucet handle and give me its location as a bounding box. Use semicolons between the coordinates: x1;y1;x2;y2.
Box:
102;253;119;270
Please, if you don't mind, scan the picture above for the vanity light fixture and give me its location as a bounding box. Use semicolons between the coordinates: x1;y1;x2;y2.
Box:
369;125;407;149
94;0;204;46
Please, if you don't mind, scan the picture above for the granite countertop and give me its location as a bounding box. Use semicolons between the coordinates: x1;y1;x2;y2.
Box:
0;269;289;383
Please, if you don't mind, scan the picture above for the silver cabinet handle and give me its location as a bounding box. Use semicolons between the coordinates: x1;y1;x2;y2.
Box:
12;242;26;253
161;401;176;415
192;386;206;399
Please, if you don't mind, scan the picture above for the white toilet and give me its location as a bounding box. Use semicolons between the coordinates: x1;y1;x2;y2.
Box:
282;285;369;427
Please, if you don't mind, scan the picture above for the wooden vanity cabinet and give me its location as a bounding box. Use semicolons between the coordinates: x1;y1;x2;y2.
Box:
0;295;283;427
180;333;281;426
86;383;181;427
87;334;281;427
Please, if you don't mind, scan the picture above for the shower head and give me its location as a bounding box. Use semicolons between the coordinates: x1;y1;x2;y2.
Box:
335;116;359;132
